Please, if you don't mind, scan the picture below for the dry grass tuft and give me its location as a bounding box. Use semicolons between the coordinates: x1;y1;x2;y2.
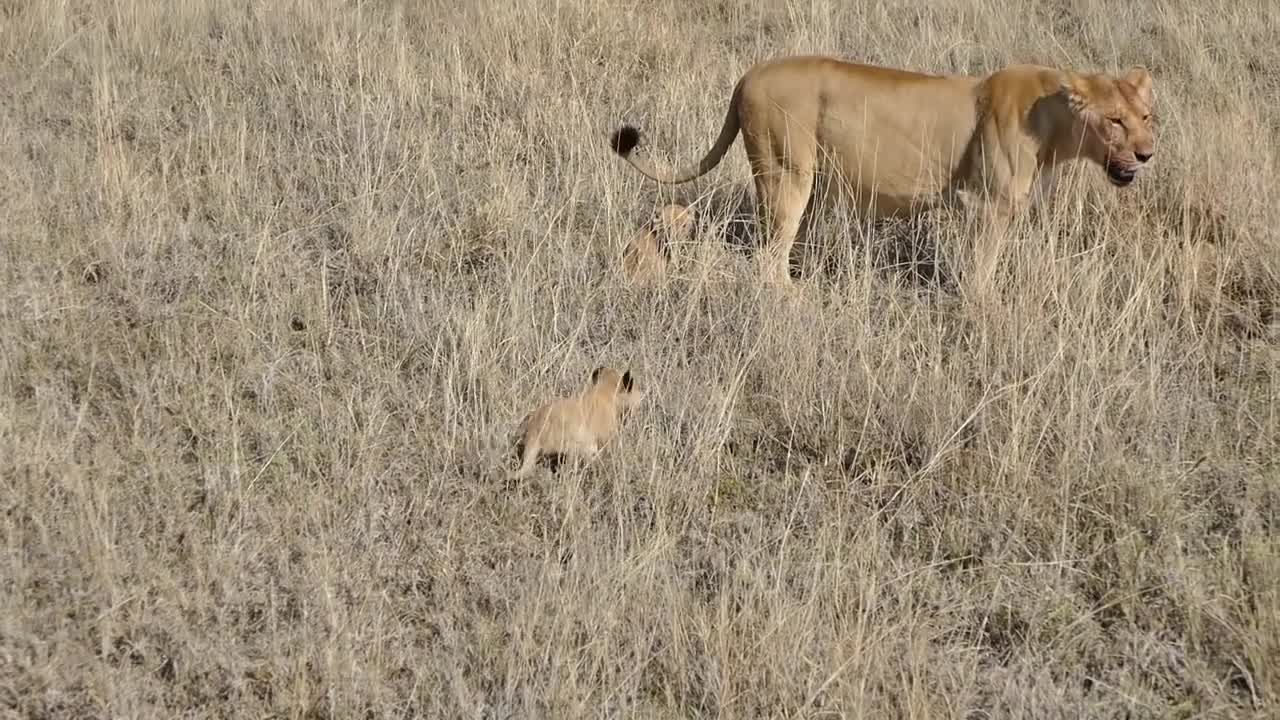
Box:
2;0;1277;717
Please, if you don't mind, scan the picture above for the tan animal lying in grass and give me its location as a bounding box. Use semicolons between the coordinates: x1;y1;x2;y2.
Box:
621;203;694;284
609;55;1156;285
508;366;642;480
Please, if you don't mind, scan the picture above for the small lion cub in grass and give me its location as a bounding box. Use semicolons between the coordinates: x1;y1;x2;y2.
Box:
621;203;694;284
508;366;643;480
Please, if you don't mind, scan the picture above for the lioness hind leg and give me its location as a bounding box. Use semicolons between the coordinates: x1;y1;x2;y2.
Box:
752;165;813;285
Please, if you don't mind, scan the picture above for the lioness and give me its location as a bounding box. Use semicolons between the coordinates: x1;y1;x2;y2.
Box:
609;55;1155;285
509;366;642;480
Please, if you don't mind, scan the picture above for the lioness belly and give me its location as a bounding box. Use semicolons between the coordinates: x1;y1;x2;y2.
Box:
811;64;980;217
815;132;971;219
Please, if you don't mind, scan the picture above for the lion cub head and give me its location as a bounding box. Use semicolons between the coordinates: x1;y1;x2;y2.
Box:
587;366;643;413
1062;66;1156;187
508;365;642;480
621;203;694;284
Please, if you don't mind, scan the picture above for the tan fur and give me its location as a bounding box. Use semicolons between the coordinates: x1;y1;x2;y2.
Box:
621;203;694;284
508;366;642;480
609;55;1156;285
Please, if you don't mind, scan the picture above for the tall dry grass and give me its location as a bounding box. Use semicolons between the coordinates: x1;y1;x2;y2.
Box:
1;0;1277;717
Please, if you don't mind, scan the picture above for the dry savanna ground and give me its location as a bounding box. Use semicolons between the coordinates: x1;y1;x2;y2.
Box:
2;0;1278;718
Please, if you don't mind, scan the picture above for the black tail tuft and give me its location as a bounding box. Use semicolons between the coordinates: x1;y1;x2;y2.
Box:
609;126;640;156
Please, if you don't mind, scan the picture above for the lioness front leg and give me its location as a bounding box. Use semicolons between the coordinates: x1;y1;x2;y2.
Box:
968;148;1036;298
967;193;1025;302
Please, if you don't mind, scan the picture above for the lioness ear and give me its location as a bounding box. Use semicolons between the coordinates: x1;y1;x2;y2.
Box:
1122;65;1154;106
621;370;634;393
591;366;604;385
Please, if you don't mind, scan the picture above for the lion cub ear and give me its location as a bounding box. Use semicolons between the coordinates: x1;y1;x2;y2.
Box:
621;370;635;393
1122;65;1154;106
590;366;604;386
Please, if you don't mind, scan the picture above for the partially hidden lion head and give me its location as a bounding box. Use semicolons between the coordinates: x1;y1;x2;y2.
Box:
621;203;693;285
590;365;643;412
1063;66;1156;187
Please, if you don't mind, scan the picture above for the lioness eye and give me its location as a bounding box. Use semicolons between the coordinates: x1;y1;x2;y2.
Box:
1109;117;1124;126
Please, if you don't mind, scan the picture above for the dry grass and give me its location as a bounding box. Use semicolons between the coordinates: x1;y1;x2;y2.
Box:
2;0;1278;717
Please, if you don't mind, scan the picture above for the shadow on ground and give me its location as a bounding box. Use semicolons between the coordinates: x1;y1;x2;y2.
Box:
653;179;961;293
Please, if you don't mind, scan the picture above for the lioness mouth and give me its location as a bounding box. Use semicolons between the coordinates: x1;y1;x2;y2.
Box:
1106;163;1137;187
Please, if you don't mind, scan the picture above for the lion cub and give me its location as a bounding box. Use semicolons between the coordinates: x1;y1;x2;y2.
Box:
509;366;642;480
621;203;694;284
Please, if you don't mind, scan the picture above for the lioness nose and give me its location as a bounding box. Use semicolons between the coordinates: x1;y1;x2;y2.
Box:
1135;151;1153;163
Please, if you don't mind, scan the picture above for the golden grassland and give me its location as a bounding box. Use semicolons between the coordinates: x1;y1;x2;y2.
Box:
1;0;1277;717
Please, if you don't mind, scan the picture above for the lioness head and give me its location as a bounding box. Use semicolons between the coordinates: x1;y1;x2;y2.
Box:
1063;66;1156;187
590;366;642;411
